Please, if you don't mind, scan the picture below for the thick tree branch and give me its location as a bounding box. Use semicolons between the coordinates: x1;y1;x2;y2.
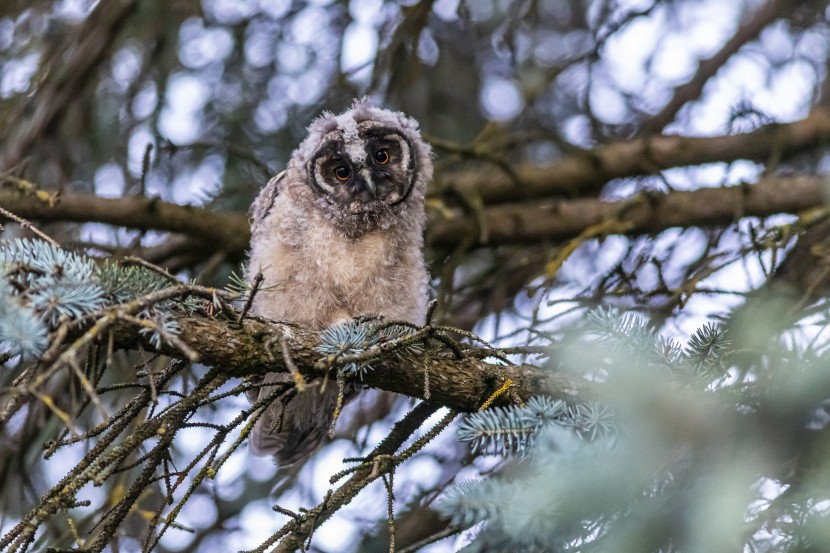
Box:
3;175;826;254
428;175;828;248
440;107;830;203
122;315;586;413
0;109;827;236
0;192;250;254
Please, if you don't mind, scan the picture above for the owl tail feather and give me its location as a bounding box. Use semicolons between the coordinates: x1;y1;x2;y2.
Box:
248;373;340;466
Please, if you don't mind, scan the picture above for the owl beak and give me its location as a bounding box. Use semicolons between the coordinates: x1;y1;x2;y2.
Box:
360;168;377;198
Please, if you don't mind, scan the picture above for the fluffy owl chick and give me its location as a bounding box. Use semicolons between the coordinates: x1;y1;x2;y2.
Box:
246;100;432;465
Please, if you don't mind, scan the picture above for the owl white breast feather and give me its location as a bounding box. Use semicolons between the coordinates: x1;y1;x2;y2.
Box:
246;99;432;465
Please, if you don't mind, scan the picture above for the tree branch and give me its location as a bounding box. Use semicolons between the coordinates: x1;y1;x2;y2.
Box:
269;401;445;552
640;0;793;134
3;175;826;254
439;107;830;203
0;0;139;168
117;315;586;413
428;175;828;248
0;109;827;236
0;192;250;254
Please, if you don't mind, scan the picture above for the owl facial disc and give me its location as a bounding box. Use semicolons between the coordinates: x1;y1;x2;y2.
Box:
308;123;416;212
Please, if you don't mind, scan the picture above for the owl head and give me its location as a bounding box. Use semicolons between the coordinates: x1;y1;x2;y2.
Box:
287;99;433;237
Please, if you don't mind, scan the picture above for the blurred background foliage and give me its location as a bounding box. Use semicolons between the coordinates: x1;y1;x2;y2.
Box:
2;0;830;551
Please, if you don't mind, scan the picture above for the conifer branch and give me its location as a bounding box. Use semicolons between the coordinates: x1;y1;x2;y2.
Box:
113;313;588;413
2;174;827;255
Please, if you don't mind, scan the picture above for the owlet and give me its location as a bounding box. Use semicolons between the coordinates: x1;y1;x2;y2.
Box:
246;99;431;465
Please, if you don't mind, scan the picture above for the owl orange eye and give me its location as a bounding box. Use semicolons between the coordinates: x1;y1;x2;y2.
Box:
374;148;390;165
334;166;350;181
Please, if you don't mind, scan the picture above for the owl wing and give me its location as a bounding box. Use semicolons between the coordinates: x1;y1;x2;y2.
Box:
249;170;286;238
245;171;285;407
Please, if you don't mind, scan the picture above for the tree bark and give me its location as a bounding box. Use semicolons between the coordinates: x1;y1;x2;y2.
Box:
122;315;587;413
3;175;826;251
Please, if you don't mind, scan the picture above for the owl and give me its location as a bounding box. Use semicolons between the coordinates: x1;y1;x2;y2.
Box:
246;99;432;466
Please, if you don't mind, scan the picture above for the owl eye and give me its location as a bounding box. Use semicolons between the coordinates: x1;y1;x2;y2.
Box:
374;148;390;165
334;165;350;181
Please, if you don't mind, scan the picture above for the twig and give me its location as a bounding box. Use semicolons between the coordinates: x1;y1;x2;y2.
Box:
280;334;305;391
396;526;463;553
0;205;59;245
139;143;153;196
238;271;264;323
328;371;346;438
383;472;396;553
121;255;181;285
478;378;514;411
640;0;788;134
267;402;442;552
